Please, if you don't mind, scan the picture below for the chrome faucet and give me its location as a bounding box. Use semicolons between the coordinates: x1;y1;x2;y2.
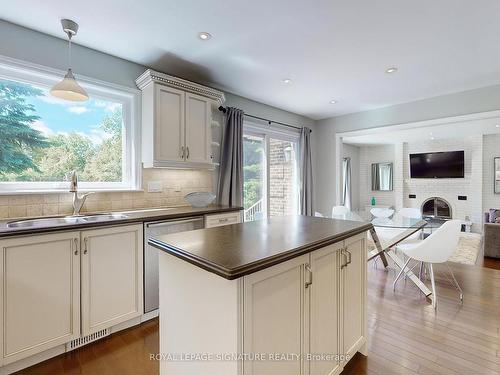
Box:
69;171;93;216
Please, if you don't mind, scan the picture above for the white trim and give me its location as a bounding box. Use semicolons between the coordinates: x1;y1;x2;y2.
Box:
0;55;142;192
336;109;500;138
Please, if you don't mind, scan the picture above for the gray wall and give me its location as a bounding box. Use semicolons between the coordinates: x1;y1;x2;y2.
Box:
314;86;500;215
483;134;500;212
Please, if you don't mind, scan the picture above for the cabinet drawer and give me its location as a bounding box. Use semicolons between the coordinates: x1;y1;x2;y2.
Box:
205;212;241;228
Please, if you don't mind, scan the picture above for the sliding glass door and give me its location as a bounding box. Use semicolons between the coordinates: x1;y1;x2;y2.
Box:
243;124;299;221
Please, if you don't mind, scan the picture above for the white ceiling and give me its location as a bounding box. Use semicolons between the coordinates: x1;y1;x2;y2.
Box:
2;0;500;120
342;112;500;145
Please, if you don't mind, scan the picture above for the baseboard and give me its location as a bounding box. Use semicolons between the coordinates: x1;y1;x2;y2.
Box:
141;309;159;322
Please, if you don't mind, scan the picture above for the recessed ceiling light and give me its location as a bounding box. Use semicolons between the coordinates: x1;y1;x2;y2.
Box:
430;136;435;140
329;100;337;104
496;124;500;128
282;78;292;84
385;67;398;74
198;32;211;40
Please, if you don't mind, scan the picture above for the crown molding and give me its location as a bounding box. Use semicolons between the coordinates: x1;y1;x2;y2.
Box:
135;69;225;104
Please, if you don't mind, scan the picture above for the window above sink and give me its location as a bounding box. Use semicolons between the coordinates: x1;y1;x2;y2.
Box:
0;57;141;193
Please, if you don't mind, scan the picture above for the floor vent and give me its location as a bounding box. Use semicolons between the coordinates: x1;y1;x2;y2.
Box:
66;329;110;351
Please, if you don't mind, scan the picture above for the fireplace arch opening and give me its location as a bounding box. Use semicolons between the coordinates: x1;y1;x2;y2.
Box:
421;197;452;219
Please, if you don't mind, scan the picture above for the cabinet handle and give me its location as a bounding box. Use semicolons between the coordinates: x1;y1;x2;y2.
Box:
345;249;352;266
83;237;88;255
186;146;190;159
305;263;313;288
180;146;185;159
340;248;348;269
219;218;228;223
73;238;79;255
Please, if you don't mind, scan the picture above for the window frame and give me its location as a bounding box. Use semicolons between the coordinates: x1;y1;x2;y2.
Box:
0;55;141;193
243;120;300;220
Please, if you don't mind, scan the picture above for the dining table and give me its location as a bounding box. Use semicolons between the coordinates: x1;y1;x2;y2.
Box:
331;210;444;300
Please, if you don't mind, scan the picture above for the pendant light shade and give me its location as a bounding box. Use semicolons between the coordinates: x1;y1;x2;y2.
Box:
50;68;88;101
50;19;89;102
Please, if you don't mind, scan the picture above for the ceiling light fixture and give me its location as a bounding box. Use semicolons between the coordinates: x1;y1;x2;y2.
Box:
496;124;500;128
329;100;337;104
385;67;398;74
198;32;211;40
50;19;88;102
282;78;292;84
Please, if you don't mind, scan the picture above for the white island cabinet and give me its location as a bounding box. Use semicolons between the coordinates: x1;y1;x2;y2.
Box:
151;216;369;375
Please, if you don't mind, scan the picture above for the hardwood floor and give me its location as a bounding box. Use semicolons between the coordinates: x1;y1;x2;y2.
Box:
17;259;500;375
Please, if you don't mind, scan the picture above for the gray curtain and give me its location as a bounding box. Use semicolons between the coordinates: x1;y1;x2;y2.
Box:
218;107;244;206
342;157;352;210
299;127;313;216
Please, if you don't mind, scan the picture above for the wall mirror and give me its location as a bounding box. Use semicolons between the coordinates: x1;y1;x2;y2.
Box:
495;158;500;194
371;162;393;191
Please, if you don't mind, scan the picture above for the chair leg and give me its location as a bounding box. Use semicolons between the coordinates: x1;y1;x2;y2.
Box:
446;263;463;302
429;263;437;309
393;258;411;292
418;261;424;281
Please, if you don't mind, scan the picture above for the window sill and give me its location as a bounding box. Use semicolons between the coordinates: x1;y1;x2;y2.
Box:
0;189;144;196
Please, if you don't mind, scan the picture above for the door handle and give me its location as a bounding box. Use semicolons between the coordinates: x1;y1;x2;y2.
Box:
305;263;313;288
186;146;190;159
83;237;88;255
180;146;185;159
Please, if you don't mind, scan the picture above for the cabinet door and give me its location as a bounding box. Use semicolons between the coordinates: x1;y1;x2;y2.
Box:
185;92;212;164
0;232;80;365
81;224;143;335
309;243;343;375
341;235;367;362
155;85;185;163
243;254;309;375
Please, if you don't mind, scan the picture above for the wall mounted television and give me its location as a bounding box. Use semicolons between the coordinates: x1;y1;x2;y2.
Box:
409;150;465;178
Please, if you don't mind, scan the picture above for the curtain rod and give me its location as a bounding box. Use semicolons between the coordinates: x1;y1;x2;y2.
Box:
218;106;311;133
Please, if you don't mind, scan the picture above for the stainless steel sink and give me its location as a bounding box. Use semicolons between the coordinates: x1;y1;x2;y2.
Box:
6;216;83;228
6;213;129;228
81;214;129;222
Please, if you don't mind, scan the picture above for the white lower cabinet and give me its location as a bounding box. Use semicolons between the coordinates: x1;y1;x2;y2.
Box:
0;224;144;369
243;233;367;375
81;224;143;335
0;231;81;366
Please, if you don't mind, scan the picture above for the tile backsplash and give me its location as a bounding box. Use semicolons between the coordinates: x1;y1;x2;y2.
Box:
0;169;215;220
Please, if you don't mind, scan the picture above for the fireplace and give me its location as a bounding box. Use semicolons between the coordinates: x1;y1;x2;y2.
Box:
421;197;452;219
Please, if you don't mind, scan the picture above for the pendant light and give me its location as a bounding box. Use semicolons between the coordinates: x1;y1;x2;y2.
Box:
50;19;89;102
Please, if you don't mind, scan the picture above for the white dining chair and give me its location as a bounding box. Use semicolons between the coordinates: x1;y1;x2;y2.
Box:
332;205;349;216
393;219;462;309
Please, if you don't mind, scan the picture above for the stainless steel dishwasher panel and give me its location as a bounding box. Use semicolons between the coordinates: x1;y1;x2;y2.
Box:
144;217;204;313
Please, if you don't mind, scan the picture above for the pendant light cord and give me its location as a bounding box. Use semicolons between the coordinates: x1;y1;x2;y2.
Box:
67;33;72;70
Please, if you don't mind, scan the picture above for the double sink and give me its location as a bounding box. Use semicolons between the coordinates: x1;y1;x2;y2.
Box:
6;213;129;228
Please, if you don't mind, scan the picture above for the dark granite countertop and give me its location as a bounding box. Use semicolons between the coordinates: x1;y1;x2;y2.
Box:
149;215;373;280
0;205;242;238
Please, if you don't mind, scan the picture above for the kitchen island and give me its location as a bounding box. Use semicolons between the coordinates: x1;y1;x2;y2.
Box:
149;216;372;375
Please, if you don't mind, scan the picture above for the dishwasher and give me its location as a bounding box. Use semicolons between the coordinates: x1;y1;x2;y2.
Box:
144;216;205;313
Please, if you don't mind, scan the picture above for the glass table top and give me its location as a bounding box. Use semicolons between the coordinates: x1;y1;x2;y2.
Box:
331;210;444;229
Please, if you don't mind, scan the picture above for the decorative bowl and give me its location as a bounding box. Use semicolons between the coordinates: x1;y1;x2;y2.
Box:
184;192;216;208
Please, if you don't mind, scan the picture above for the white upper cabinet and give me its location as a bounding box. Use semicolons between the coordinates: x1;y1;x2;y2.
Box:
155;85;185;163
136;69;225;169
